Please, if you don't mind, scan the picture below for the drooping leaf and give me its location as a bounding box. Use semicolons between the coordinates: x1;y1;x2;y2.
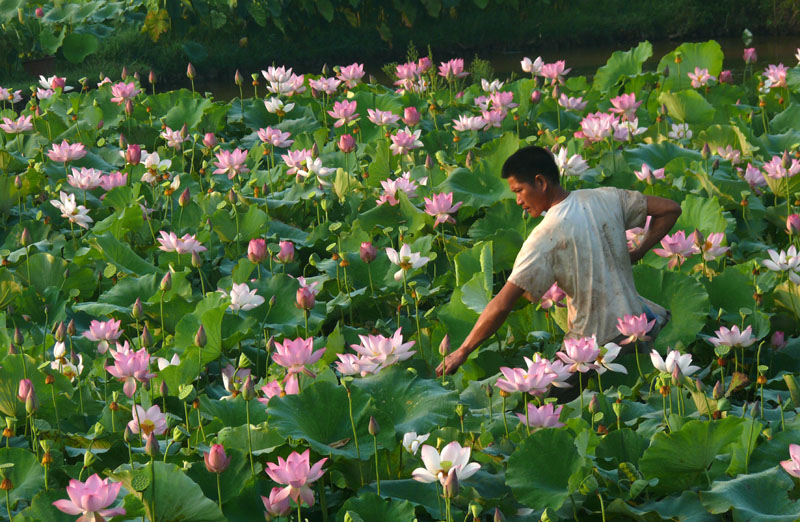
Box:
699;467;800;521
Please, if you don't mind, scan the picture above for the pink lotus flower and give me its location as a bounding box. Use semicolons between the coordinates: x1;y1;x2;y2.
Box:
327;100;359;128
128;404;167;436
248;238;268;263
575;112;615;143
39;75;70;91
609;92;642;121
740;163;766;190
48;140;87;163
699;232;729;261
67;167;104;190
540;60;571;84
265;449;327;507
650;349;700;376
743;48;757;64
558;93;587;112
50;191;93;229
281;149;312;176
261;487;292;517
496;358;555;395
105;345;155;398
452;114;485;132
338;133;355;153
521;56;544;75
781;444;800;478
160;126;188;149
258;127;293;148
157;231;207;255
788;214;800;235
335;353;381;377
99;171;128;191
717;145;741;164
516;402;564;430
616;313;655;344
337;63;365;88
540;282;567;309
709;324;756;348
273;337;325;376
424;192;463;227
489;91;517;110
385;244;430;282
204;444;231;473
403;106;420;126
367;108;401;127
481;108;508;129
412;441;480;486
202;133;217;148
262;65;293;84
0;115;33;134
350;327;416;369
634;163;665;184
296;286;316;310
763;154;800;179
688;67;715;88
83;318;122;354
557;336;600;373
213;148;250;179
359;242;377;264
764;63;788;88
258;375;300;405
308;76;341;95
626;215;651;251
52;474;125;520
376;175;420;206
125;144;141;165
772;331;787;350
668;123;692;140
110;82;140;104
276;240;295;263
17;378;33;401
653;230;700;269
718;70;733;84
389;127;423;155
438;58;469;80
0;87;23;103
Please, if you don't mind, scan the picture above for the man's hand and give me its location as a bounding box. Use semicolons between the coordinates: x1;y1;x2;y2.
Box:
630;195;682;264
436;347;469;376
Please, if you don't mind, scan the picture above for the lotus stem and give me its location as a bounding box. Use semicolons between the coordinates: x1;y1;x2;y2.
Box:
634;341;643;381
598;492;606;522
345;385;364;485
216;473;223;509
502;395;509;438
245;399;255;479
523;393;530;436
373;433;380;495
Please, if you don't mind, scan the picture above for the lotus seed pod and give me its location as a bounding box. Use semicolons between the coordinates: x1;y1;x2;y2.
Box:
0;478;12;491
368;416;380;436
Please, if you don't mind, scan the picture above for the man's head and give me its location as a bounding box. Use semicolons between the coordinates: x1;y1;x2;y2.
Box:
501;146;562;217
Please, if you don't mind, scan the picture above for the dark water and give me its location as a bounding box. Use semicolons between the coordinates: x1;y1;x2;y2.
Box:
195;36;800;100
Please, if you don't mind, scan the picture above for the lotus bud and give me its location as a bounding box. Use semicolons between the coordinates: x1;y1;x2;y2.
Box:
485;384;493;398
54;321;66;343
311;142;319;159
692;229;704;249
358;242;376;264
296;286;315;310
425;154;434;170
712;380;723;400
701;143;711;159
269;296;276;308
174;187;190;209
126;144;141;165
13;326;22;345
787;214;800;235
204;444;231;474
145;432;159;457
123;99;133;116
17;379;33;402
227;188;238;205
718;70;733;84
403;107;420;126
194;324;206;348
191;251;202;268
338;133;355;153
493;507;505;522
368;416;380;436
439;335;450;356
551;84;560;100
235;70;243;86
203;132;217;149
750;400;760;418
276;241;295;263
20;227;30;247
711;158;720;172
25;389;39;413
141;324;153;348
186;63;196;80
160;271;172;292
771;330;787;349
530;90;541;104
148;70;156;85
35;6;43;17
241;376;255;401
8;343;17;355
443;469;459;498
14;175;22;189
588;394;598;413
97;119;104;130
671;364;682;386
695;379;704;392
68;319;75;336
465;150;474;168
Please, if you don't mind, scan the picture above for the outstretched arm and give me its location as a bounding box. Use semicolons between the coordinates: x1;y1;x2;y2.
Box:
436;281;525;376
629;195;682;264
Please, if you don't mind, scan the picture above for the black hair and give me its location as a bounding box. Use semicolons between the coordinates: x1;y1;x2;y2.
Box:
501;145;560;186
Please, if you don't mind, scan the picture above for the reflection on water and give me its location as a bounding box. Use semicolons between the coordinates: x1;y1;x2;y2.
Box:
195;36;800;101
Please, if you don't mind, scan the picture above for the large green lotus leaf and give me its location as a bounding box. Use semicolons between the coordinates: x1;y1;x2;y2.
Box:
639;417;744;494
657;41;724;91
609;491;717;522
752;129;800;158
0;448;45;512
658;90;715;126
675;194;730;236
0;0;24;23
24;252;66;295
110;462;225;522
336;492;416;522
363;479;442;518
623;142;702;171
437;165;511;209
700;467;800;521
769;103;800;134
163;95;215;131
436;287;479;350
726;418;763;476
594;428;649;469
199;395;268;427
705;266;755;314
12;489;79;522
633;265;709;351
746;429;799;474
267;380;394;459
0;268;22;309
252;273;306;336
185;448;253;505
593;41;653;93
173;291;227;360
91;233;158;276
214;425;285;456
357;190;429;236
350;366;458;434
697;124;758;158
462;272;491;314
62;31;98;63
506;428;585;511
453;241;493;289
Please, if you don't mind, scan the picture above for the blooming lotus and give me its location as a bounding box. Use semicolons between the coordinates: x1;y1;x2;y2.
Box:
308;76;341;95
716;145;741;165
258;375;300;405
540;281;567;309
367;108;401;127
155;353;180;371
264;97;295;115
516;402;565;430
650;349;700;377
762;246;800;273
452;114;485;132
276;240;295;263
386;243;430;281
99;171;128;191
781;444;800;478
613;118;647;141
350;327;416;369
389;127;423;155
424;192;463;227
742;163;767;190
554;148;589;178
496;359;555;395
157;231;207;255
52;474;125;520
764;63;788;88
743;47;758;64
261;487;292;517
616;313;655;344
576;112;615;143
105;345;155;398
52;354;84;382
258;127;293;148
82;319;122;354
0;115;33;134
687;67;715;88
223;282;265;312
160;126;188;149
128;404;167;436
667;123;692;140
272;337;325;376
110;81;140;104
709;325;756;348
335;353;381;377
221;364;251;396
558;93;587;111
489;91;517;110
699;232;729;261
0;87;22;103
626;215;651;251
376;174;421;206
281;149;312;176
265;449;327;507
327;100;359;128
633;163;666;184
39;75;71;91
762;154;800;179
609;92;642;121
402;432;430;455
557;336;600;373
48;140;87;162
481;108;507;129
412;441;481;486
67;167;104;190
50;192;93;229
438;58;469;80
520;56;544;75
652;230;700;269
540;60;571;83
213;148;250;179
262;65;293;84
337;63;365;88
596;343;627;374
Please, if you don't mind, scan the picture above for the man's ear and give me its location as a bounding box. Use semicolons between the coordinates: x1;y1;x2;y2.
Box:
534;173;548;192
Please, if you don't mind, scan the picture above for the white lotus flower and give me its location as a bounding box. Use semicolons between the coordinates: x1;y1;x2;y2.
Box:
402;432;430;455
412;441;481;486
650;349;700;377
385;244;430;281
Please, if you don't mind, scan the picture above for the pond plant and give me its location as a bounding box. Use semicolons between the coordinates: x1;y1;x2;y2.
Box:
1;39;800;521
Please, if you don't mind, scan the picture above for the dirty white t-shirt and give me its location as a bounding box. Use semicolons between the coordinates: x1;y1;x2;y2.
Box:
508;187;649;344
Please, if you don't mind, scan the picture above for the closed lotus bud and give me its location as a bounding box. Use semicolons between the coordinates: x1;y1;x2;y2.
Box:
403;106;420;126
160;271;172;292
485;384;493;398
235;69;243;86
368;416;380;436
465;150;474;168
203;132;217;149
750;400;760;418
782;150;791;169
149;70;156;85
125;99;133;116
132;297;143;319
145;432;159;457
713;380;723;400
121;66;128;80
123;425;133;443
54;321;66;342
8;343;17;355
204;444;231;474
35;6;43;17
119;133;126;149
269;295;277;307
671;364;682;386
178;187;190;207
439;335;450;356
588;394;598;414
359;242;377;264
662;65;670;78
530;90;541;104
13;326;22;345
296;286;315;310
771;330;787;349
712;158;720;172
246;238;267;264
443;470;459;498
17;379;32;401
276;241;295;263
424;154;434;170
469;501;482;519
20;228;30;247
160;380;168;398
195;324;206;348
311;143;319;159
241;376;255;401
186;63;196;79
338;133;355;153
126;144;141;166
14;175;22;189
695;379;704;392
786;214;800;236
701;143;711;159
493;507;505;522
719;70;733;84
25;389;39;413
68;319;75;336
228;188;238;205
97;120;104;130
141;324;153;348
191;251;202;268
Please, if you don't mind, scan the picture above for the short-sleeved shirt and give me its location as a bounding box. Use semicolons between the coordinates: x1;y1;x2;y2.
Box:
508;187;648;344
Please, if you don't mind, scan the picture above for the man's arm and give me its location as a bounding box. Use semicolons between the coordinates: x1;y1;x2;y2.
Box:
629;195;682;264
436;281;525;376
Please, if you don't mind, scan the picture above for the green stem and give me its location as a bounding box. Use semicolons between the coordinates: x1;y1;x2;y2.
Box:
346;386;364;485
246;400;255;479
523;393;531;436
597;493;606;522
373;434;380;495
216;473;223;510
502;395;509;438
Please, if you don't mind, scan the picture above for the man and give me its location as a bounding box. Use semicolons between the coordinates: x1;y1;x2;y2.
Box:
437;145;681;376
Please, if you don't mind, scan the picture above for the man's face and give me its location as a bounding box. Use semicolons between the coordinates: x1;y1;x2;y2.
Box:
507;175;546;217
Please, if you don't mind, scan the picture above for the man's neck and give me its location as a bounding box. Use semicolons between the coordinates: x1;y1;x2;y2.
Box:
545;186;570;211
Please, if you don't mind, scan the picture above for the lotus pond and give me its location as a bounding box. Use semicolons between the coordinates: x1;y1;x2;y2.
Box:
2;39;800;521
